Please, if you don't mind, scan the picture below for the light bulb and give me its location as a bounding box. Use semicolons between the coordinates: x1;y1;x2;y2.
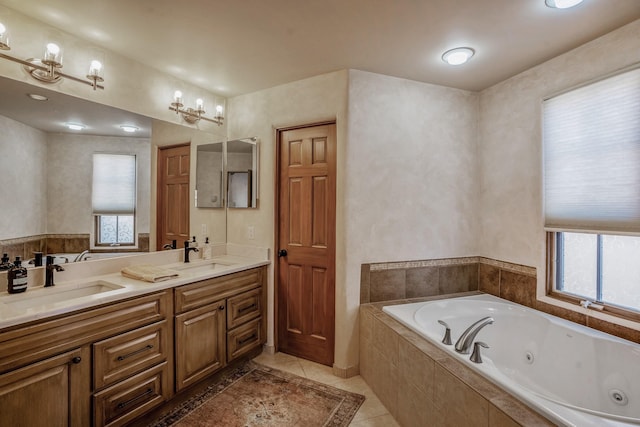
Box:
0;22;8;50
215;105;223;116
196;98;204;111
46;43;60;55
174;90;183;103
0;23;5;34
44;42;62;64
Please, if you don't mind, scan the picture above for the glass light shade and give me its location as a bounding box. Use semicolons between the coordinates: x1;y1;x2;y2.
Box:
173;90;183;104
215;105;224;117
442;47;475;65
196;98;204;111
43;42;62;64
88;60;103;77
0;22;8;50
545;0;584;8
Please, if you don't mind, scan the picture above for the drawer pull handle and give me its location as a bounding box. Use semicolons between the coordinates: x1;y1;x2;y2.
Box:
238;333;257;346
116;345;154;361
238;303;257;314
117;388;153;409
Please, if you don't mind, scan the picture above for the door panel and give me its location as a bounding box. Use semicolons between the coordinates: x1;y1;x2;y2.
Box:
277;123;336;366
157;144;190;250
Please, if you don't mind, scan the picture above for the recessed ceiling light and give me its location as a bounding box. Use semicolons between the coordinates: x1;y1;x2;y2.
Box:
442;47;475;66
27;93;48;101
120;125;139;133
545;0;584;9
66;123;85;131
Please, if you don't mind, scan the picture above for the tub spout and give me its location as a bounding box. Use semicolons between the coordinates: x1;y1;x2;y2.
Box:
454;316;494;354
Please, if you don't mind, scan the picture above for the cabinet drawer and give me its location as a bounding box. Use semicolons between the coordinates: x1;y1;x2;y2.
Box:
93;320;169;390
93;361;169;427
175;268;262;313
227;288;262;329
227;318;262;362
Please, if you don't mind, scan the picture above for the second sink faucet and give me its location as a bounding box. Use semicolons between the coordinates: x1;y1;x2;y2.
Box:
184;240;199;263
454;316;494;354
45;255;65;287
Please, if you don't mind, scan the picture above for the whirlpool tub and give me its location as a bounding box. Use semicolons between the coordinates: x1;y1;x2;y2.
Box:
383;294;640;426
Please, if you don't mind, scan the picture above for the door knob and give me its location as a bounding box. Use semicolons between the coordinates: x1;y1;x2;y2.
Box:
278;249;288;257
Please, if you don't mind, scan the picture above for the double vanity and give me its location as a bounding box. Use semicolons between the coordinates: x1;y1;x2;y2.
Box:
0;249;269;426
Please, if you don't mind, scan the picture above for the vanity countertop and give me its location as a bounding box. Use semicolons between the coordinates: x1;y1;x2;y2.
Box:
0;254;270;330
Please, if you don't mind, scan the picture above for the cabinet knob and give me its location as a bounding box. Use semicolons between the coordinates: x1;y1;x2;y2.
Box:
219;305;225;311
71;356;82;364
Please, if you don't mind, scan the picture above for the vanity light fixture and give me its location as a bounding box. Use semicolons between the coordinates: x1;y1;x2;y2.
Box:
0;21;104;90
545;0;584;8
120;125;138;133
169;90;224;126
442;47;475;66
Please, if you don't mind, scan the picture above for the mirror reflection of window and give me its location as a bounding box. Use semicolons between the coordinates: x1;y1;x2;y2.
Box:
227;171;252;208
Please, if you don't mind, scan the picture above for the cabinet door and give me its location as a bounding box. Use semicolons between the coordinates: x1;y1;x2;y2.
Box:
0;348;89;427
175;301;226;391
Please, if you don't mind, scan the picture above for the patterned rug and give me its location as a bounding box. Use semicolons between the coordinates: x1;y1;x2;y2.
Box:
148;361;365;427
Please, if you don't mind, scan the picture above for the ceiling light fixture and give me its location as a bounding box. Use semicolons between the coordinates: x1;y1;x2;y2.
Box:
66;123;85;131
169;91;224;126
545;0;584;9
120;125;139;133
442;47;475;66
0;21;104;90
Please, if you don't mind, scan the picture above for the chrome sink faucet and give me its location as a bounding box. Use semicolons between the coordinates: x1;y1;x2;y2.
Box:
73;250;90;262
45;255;65;287
454;316;494;354
184;240;199;263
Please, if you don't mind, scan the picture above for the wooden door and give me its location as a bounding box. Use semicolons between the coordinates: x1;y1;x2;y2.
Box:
277;123;336;366
174;301;226;391
157;144;190;250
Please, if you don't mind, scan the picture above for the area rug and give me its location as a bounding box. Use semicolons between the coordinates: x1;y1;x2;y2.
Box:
148;361;365;427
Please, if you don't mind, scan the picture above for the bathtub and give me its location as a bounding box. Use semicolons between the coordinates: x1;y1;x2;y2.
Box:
383;294;640;427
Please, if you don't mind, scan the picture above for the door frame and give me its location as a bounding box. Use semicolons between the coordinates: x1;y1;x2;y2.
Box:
156;142;191;251
273;120;337;354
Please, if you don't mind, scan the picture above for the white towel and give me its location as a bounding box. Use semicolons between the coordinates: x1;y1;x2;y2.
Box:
121;264;180;283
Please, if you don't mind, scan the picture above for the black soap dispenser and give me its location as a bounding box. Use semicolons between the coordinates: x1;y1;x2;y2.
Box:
0;253;13;271
8;256;28;294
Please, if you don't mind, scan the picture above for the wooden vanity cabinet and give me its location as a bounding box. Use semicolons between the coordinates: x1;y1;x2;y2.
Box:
173;266;267;391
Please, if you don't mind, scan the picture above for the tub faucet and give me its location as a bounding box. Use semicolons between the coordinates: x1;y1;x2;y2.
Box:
454;316;494;354
184;240;199;263
73;250;90;262
45;255;65;287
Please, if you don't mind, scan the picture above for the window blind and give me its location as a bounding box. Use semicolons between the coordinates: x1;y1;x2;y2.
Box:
543;67;640;233
92;153;136;215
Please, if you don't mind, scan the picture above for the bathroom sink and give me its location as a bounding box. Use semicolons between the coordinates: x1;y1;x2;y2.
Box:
176;261;233;275
2;281;125;309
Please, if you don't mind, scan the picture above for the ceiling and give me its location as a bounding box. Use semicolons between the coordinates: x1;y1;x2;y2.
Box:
0;0;639;97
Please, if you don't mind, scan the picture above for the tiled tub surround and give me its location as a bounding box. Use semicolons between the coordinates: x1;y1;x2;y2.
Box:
360;296;554;426
383;294;640;426
0;233;150;261
362;257;640;345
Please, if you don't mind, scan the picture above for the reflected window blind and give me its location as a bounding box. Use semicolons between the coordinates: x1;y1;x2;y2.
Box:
92;153;136;215
543;67;640;233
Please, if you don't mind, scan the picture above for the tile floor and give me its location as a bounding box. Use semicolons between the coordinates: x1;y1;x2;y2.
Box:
252;351;399;427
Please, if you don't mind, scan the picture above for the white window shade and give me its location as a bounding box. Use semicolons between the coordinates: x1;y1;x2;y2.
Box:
543;67;640;233
92;153;136;215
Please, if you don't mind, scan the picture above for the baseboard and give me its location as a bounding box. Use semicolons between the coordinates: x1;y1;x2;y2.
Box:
262;343;276;355
332;363;359;378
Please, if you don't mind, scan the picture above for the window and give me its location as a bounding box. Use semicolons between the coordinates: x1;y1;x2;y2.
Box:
92;153;136;246
544;66;640;314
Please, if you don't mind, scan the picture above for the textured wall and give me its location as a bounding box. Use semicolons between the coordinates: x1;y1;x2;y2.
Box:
478;19;640;310
0;115;47;240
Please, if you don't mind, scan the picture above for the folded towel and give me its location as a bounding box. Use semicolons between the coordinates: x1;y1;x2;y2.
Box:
121;264;180;283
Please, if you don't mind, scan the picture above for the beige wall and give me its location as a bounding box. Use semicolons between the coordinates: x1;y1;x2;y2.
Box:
478;19;640;322
0;115;47;240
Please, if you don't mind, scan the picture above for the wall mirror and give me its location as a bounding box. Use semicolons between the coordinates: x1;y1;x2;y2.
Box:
0;75;226;258
226;137;259;208
196;142;224;208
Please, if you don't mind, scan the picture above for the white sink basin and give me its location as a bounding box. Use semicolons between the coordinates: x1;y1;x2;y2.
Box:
2;281;125;309
176;261;233;275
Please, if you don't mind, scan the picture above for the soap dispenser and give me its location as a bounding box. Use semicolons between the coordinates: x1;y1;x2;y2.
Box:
202;237;212;260
0;253;13;271
191;236;198;248
8;256;28;294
